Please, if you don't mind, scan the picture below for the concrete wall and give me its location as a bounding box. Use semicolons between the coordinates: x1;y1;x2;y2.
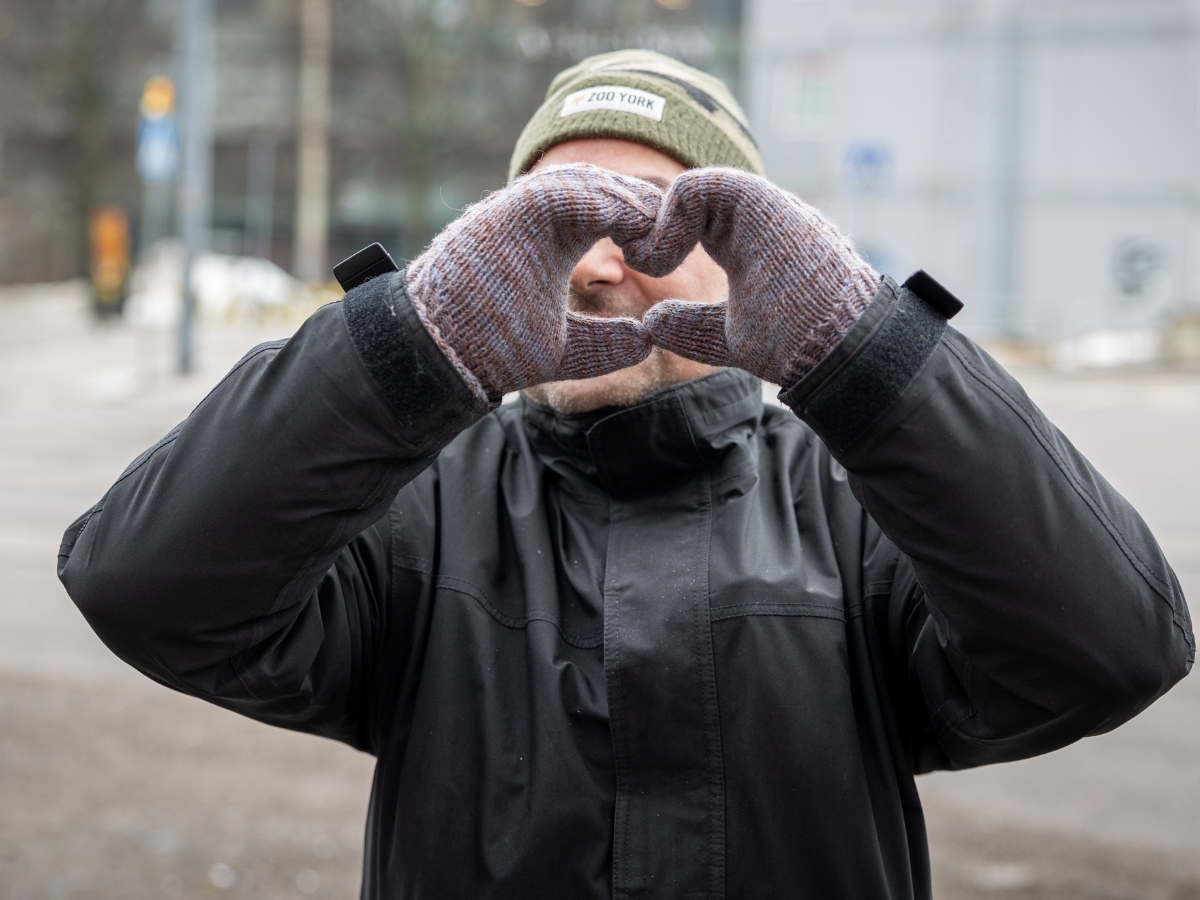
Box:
742;0;1200;340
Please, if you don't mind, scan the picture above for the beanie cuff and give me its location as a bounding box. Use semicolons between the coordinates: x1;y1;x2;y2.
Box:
509;51;763;181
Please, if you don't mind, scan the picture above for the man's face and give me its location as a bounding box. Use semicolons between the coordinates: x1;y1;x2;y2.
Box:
524;138;728;414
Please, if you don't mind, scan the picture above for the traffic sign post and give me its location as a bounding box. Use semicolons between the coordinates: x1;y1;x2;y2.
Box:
137;76;179;274
136;76;179;186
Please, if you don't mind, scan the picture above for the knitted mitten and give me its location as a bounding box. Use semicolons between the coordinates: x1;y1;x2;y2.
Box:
625;168;881;388
405;164;662;402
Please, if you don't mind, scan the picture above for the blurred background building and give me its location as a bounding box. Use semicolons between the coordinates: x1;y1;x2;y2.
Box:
0;0;738;280
747;0;1200;349
2;0;1199;350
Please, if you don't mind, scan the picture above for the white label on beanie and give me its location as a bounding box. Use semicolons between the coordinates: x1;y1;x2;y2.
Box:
560;86;666;122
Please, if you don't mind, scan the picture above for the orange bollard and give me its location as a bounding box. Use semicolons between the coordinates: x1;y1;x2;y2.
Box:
89;205;130;318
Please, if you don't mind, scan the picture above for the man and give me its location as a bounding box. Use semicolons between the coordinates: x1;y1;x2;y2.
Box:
60;50;1192;898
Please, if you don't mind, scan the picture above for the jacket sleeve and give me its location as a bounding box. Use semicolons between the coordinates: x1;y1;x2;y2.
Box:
57;272;492;753
782;274;1195;771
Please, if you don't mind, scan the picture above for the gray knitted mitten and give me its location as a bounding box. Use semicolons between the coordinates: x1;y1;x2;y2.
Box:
405;164;662;402
626;168;881;388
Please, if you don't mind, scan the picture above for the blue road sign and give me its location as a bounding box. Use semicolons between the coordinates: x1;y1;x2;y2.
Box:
844;142;893;192
137;116;180;185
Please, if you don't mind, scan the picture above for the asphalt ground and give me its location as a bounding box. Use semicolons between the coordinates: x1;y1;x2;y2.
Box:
1;283;1197;899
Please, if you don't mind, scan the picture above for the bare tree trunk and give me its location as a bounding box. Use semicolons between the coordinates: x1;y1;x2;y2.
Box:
293;0;332;283
406;48;436;258
67;13;106;279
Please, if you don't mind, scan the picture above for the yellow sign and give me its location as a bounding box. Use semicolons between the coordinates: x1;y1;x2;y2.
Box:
140;76;176;120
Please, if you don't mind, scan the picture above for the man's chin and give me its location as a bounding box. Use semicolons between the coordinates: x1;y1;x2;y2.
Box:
524;349;721;415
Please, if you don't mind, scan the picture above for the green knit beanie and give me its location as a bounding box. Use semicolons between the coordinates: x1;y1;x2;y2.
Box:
509;49;764;181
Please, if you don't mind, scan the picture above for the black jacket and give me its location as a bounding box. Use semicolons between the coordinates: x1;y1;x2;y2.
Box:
59;272;1193;899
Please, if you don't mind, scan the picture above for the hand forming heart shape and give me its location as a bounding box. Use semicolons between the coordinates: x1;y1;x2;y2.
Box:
622;167;881;389
405;164;663;403
404;164;879;402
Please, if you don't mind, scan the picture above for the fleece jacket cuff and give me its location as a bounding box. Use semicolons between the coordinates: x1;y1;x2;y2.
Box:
779;272;962;453
341;270;496;444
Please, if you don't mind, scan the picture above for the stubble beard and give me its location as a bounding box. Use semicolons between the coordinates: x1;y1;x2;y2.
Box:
524;285;722;415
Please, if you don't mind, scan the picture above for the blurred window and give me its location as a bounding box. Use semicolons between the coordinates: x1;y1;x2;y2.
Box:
772;58;837;141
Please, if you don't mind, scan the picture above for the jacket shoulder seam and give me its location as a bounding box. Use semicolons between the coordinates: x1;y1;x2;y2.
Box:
945;339;1193;651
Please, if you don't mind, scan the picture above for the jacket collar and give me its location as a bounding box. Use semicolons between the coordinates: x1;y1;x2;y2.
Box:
521;369;764;498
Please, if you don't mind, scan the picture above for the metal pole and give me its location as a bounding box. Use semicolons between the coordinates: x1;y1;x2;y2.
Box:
177;0;213;374
994;0;1024;337
139;182;169;264
293;0;332;283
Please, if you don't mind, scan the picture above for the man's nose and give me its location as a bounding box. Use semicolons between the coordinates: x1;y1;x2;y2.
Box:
571;237;627;290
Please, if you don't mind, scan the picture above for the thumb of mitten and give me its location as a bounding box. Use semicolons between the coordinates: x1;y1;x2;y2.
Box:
553;312;653;381
620;180;707;279
642;300;735;369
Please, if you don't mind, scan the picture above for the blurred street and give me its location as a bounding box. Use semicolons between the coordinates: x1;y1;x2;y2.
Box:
0;285;373;900
1;283;1199;899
